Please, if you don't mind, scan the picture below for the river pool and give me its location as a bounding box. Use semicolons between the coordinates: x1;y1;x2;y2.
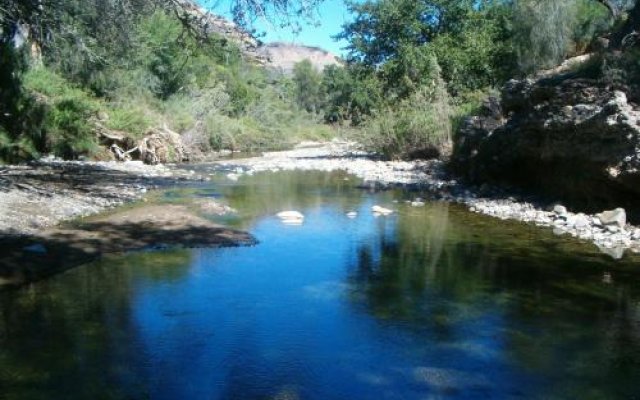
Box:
1;170;639;399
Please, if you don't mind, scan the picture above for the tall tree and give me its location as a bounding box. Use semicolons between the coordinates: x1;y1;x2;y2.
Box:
338;0;515;95
292;59;322;113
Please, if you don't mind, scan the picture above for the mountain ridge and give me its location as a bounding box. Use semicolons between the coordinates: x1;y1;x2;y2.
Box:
259;42;343;73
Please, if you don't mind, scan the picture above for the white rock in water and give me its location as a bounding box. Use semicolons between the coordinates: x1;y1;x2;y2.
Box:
277;211;305;221
372;205;393;215
226;173;239;181
573;214;590;229
411;201;425;207
281;219;304;226
346;212;358;219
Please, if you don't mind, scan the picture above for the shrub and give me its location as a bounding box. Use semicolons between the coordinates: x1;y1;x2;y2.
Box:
104;104;155;139
354;60;452;160
24;67;101;159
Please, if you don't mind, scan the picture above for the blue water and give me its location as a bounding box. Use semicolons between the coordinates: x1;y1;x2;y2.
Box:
1;171;639;399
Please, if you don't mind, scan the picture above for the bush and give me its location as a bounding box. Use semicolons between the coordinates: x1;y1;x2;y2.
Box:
24;67;101;159
104;104;155;139
451;89;496;132
353;60;452;160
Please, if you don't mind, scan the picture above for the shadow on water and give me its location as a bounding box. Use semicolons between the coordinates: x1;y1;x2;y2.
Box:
0;216;255;288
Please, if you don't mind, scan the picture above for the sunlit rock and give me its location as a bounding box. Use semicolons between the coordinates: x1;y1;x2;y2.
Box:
596;208;626;229
372;205;393;215
277;211;305;223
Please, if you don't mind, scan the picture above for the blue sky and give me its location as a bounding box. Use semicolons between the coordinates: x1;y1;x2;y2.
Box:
201;0;352;56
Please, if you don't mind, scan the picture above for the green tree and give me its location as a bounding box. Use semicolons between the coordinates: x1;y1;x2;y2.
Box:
292;60;323;113
321;65;384;125
338;0;516;96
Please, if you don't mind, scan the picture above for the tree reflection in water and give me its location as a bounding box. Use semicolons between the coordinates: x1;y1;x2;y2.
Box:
347;201;640;398
0;250;192;400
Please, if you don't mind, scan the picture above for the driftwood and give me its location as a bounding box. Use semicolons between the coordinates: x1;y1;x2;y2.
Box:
110;144;140;161
94;120;188;165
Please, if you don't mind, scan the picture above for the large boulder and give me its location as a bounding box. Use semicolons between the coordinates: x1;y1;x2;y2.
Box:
452;75;640;222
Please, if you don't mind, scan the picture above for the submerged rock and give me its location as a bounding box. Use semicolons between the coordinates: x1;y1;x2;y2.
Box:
23;243;47;254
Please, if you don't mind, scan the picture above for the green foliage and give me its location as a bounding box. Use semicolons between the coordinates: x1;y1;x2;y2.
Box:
0;41;43;162
380;44;440;98
339;0;516;96
513;0;615;74
354;60;452;160
24;68;101;159
292;60;323;113
0;1;340;163
430;5;516;95
321;65;384;124
1;0;631;164
104;105;155;139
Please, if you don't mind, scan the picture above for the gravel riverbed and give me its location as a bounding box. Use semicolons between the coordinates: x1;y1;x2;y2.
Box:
0;159;206;235
219;141;640;258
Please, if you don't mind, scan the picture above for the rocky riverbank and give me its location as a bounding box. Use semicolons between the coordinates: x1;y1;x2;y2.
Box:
0;159;207;235
0;159;257;287
452;69;640;225
217;141;640;258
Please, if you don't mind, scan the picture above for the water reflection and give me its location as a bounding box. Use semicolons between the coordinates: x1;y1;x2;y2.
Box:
0;250;192;399
348;199;640;398
1;171;640;399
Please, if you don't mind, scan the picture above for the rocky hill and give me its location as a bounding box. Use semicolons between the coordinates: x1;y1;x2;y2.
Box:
258;42;343;73
173;2;342;72
174;0;267;64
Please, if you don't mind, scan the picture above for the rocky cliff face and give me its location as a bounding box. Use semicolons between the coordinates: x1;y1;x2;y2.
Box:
452;74;640;221
172;4;343;72
174;0;267;65
258;42;342;73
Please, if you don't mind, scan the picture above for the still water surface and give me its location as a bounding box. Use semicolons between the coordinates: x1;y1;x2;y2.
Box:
1;171;640;399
